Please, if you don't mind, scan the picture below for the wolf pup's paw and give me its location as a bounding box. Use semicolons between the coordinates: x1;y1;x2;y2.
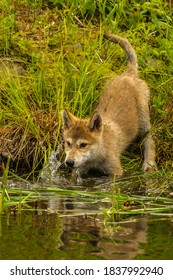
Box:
142;161;157;173
114;167;124;178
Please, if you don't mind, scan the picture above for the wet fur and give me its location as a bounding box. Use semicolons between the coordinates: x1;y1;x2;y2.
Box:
62;34;156;177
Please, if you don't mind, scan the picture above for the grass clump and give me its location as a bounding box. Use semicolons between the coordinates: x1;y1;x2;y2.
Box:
0;156;10;213
0;0;172;175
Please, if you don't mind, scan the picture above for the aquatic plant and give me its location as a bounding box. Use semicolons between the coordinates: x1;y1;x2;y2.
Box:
0;169;173;221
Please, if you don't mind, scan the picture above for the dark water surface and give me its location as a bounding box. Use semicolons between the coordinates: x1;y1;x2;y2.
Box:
0;158;173;260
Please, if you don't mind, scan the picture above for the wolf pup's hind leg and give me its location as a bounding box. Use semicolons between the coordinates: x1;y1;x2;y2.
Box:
142;133;156;172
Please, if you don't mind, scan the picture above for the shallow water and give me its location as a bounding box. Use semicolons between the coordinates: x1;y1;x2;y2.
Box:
0;153;173;260
1;198;173;260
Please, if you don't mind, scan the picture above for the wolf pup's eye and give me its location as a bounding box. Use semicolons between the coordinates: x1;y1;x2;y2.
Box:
66;141;72;147
79;143;87;149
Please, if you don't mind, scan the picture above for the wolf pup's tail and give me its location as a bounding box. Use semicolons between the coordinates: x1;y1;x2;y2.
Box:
104;33;138;73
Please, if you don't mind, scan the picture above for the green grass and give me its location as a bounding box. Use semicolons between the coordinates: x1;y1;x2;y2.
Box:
0;0;172;174
0;156;10;213
0;168;173;223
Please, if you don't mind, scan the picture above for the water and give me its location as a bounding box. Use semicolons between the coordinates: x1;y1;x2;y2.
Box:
0;151;173;260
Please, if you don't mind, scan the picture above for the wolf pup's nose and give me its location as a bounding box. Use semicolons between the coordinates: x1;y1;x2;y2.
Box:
65;160;75;168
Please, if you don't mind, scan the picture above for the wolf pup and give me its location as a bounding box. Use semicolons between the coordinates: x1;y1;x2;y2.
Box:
62;34;156;177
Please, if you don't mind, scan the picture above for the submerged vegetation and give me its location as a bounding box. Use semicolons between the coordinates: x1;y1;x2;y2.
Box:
1;158;173;219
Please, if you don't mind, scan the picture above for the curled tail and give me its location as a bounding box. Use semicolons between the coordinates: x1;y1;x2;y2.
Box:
104;33;138;73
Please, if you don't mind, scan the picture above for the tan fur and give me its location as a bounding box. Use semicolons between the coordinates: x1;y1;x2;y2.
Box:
62;34;156;177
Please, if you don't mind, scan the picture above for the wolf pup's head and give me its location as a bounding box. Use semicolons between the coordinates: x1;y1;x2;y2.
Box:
62;109;102;169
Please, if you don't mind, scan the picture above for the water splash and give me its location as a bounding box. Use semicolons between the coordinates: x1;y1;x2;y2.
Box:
39;149;62;183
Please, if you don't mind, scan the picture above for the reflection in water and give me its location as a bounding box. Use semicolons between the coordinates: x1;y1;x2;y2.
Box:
1;195;173;260
47;198;148;260
0;208;147;260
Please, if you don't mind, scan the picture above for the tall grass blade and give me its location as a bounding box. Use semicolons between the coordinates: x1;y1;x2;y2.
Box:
0;156;10;213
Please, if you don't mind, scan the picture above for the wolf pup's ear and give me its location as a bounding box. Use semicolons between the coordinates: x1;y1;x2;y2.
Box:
62;109;75;129
88;111;102;132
